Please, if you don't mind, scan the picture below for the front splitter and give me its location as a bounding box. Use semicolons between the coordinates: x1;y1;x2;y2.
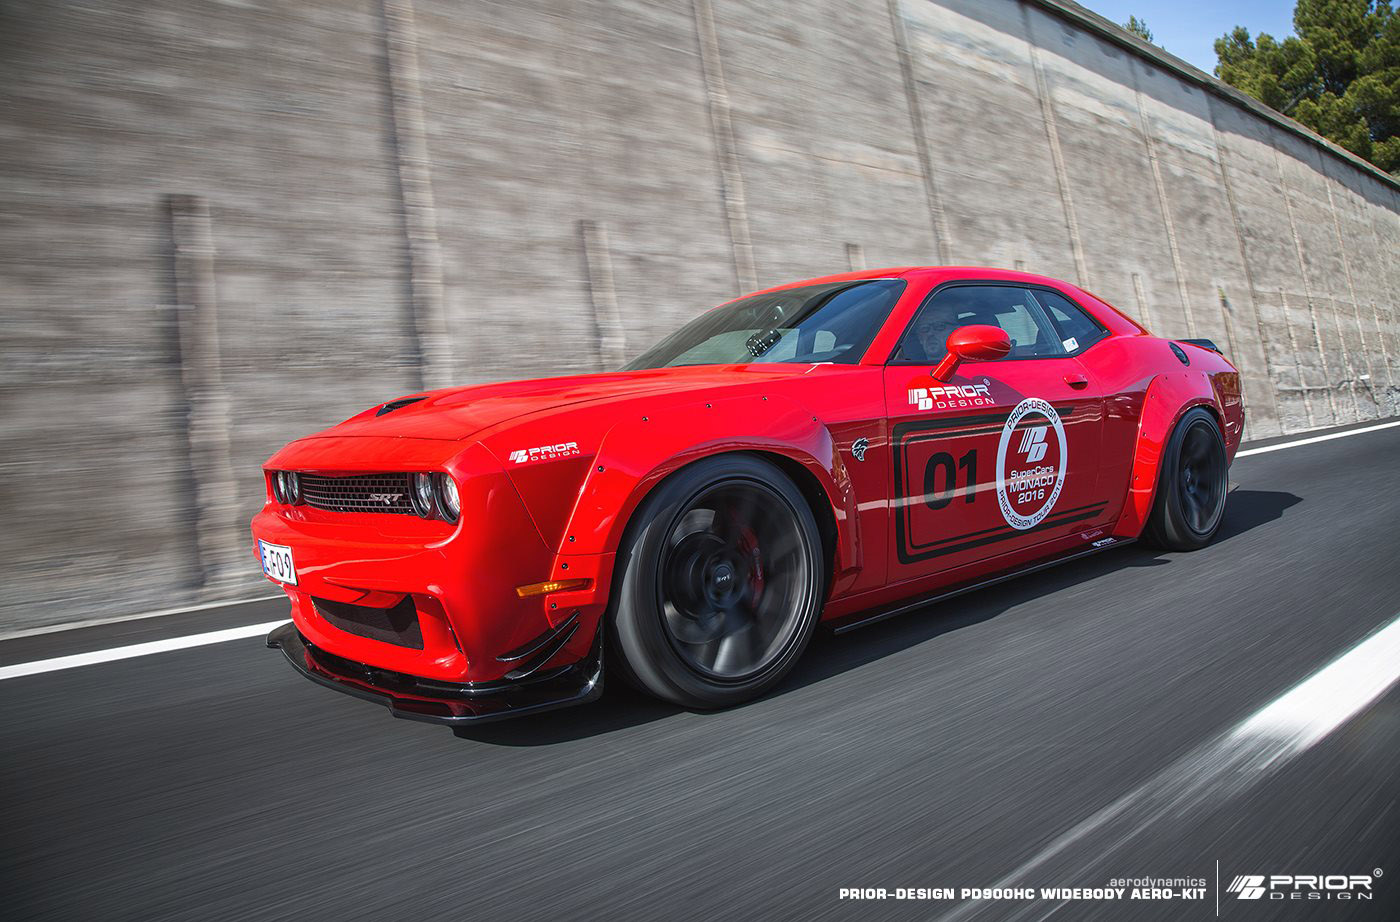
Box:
267;622;603;725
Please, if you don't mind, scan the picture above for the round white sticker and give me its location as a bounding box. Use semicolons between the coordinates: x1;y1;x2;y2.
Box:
995;398;1068;530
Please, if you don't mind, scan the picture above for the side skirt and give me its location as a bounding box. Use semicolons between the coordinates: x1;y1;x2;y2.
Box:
828;538;1136;635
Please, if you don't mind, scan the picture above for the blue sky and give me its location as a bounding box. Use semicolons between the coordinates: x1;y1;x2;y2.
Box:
1084;1;1298;73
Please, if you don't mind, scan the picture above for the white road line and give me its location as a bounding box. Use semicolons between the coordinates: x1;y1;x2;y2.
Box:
1235;418;1400;457
0;593;283;642
940;612;1400;922
0;620;289;681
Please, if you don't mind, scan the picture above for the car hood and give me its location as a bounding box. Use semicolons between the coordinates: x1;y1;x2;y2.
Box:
306;364;820;442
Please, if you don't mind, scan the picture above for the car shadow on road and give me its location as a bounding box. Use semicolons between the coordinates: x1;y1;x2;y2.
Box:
455;489;1301;746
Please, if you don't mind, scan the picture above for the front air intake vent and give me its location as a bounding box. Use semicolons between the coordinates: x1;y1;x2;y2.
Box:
299;473;416;514
313;595;423;649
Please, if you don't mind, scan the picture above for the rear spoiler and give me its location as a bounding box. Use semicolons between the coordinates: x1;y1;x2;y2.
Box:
1179;338;1221;354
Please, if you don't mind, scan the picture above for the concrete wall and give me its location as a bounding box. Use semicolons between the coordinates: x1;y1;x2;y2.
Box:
1;0;1397;632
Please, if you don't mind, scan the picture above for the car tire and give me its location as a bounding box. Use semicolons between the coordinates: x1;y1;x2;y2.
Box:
608;454;825;709
1143;407;1229;551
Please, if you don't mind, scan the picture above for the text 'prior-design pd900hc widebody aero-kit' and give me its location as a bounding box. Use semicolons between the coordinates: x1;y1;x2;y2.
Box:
252;267;1243;724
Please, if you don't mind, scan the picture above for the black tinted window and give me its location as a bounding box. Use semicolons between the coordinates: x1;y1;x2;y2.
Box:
626;279;905;369
1034;289;1107;353
895;285;1063;363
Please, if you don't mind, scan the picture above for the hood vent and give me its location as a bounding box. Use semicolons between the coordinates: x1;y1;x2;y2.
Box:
1179;338;1221;354
376;396;426;416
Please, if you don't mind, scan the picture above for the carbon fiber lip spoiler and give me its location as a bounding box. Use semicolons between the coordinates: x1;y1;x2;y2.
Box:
267;622;602;726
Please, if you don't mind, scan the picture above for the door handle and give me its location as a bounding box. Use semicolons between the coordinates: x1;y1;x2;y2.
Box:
1063;374;1089;389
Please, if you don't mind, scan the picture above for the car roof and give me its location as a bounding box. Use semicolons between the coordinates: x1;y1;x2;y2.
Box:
743;266;1081;297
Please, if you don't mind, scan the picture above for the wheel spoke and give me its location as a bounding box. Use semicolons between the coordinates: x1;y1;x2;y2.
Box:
668;508;716;547
763;529;801;566
710;624;762;676
719;488;758;541
1183;489;1204;531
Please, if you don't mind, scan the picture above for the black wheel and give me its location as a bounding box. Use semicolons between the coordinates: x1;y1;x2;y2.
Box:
608;454;824;709
1143;407;1228;551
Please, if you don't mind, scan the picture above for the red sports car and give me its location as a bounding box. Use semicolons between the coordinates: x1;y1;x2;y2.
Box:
256;267;1242;724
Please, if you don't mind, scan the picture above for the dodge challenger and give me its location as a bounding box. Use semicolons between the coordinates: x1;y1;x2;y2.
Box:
255;267;1242;724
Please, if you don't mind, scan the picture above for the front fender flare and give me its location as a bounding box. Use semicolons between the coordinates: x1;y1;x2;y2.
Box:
558;392;859;599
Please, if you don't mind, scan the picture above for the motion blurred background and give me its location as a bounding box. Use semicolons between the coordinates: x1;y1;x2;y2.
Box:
1;0;1397;634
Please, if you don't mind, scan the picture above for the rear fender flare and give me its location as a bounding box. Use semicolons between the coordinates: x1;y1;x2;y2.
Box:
1114;371;1224;538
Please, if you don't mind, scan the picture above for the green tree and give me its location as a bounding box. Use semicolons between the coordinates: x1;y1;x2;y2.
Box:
1215;1;1399;174
1124;16;1155;44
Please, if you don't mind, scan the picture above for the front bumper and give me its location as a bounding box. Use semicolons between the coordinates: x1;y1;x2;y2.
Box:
267;622;603;725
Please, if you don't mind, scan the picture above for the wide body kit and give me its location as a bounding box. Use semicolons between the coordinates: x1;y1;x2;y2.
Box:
252;266;1243;723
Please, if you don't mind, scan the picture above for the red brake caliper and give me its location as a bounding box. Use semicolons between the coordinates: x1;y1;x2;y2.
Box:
739;527;764;601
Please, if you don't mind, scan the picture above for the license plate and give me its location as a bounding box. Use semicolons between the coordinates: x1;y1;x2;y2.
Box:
259;541;298;585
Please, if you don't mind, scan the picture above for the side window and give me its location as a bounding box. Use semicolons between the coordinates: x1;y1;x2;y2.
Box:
1033;289;1108;354
894;285;1065;363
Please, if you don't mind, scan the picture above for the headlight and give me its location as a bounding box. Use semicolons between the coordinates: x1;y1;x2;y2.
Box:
434;473;460;523
285;471;302;505
270;471;286;503
411;473;436;518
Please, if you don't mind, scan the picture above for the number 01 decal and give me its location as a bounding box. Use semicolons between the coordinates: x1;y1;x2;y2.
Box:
922;449;977;510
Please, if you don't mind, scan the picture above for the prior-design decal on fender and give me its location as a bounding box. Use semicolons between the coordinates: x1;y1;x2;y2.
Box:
507;442;580;464
907;381;994;411
995;398;1067;530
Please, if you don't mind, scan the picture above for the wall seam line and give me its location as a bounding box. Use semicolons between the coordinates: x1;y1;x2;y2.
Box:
1023;8;1089;289
692;0;758;294
886;0;952;264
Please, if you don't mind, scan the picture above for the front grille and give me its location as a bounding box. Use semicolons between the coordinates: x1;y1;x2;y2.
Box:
313;595;424;649
299;473;415;514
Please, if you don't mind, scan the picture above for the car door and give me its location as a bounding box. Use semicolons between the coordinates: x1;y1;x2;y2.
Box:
1030;285;1132;524
883;282;1109;586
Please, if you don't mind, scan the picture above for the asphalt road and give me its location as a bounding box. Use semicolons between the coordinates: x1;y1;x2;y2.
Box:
4;422;1399;921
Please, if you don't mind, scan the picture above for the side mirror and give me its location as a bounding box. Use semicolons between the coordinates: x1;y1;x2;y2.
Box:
932;324;1012;381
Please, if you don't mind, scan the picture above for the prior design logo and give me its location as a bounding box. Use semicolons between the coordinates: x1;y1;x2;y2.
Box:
367;492;402;505
1228;877;1268;901
508;442;580;464
995;398;1067;530
1018;425;1049;463
1227;874;1377;901
852;437;870;462
908;382;993;411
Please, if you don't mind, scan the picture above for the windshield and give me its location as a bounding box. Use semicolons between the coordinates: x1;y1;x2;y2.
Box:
625;279;906;370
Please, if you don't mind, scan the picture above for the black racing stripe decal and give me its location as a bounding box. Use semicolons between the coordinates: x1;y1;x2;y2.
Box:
898;501;1108;550
895;505;1107;564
